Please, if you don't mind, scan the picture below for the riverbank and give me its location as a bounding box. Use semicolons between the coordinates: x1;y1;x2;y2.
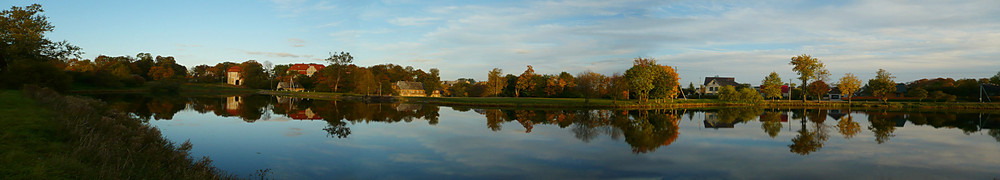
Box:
70;83;1000;110
1;87;233;179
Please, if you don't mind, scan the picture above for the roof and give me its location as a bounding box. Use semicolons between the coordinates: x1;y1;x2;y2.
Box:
288;63;325;71
396;81;424;90
704;76;740;86
227;66;243;72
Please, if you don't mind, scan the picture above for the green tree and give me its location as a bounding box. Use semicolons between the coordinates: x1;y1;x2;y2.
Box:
907;88;928;102
868;69;897;103
789;54;827;102
738;88;764;104
625;57;659;102
354;68;376;95
649;65;681;102
837;73;862;103
515;65;536;97
991;71;1000;84
761;72;783;99
0;4;81;72
486;68;506;97
417;68;441;96
718;85;738;101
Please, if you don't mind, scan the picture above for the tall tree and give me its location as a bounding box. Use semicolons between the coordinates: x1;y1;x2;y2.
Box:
486;68;506;97
907;88;928;102
868;69;897;103
354;68;376;95
625;57;659;102
649;65;680;101
762;72;783;99
609;73;629;102
324;51;353;92
0;4;81;72
837;73;862;103
789;54;826;102
516;65;536;97
576;71;607;103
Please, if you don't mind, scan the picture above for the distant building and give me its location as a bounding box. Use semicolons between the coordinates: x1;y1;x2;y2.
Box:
393;81;441;97
287;108;322;120
287;63;325;77
703;76;740;95
227;66;243;86
703;112;735;128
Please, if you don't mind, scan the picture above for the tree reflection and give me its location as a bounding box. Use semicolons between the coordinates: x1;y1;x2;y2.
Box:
836;113;860;139
868;111;898;144
789;109;827;155
760;111;783;138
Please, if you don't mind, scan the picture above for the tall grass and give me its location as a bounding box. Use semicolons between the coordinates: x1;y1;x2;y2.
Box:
21;85;235;179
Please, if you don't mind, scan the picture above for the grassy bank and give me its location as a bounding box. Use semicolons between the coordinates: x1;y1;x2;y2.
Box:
402;96;1000;110
1;86;232;179
404;96;747;109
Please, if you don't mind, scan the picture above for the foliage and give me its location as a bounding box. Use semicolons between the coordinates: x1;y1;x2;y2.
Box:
486;68;506;97
738;88;764;104
789;54;827;101
353;68;376;95
837;73;862;103
718;85;738;101
907;88;929;102
0;60;71;92
868;69;897;103
0;4;81;72
807;80;830;101
608;73;629;101
418;68;441;96
448;81;471;97
325;51;353;65
649;65;681;101
575;71;607;103
761;72;783;99
624;57;679;102
991;71;1000;84
516;65;537;97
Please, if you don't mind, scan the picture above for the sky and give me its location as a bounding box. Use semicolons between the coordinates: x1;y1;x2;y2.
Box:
6;0;1000;85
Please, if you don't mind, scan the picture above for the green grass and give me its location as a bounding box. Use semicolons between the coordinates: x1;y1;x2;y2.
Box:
4;87;234;179
0;90;90;179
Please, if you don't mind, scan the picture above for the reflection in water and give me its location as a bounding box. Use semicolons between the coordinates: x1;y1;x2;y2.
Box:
89;94;1000;156
474;109;680;153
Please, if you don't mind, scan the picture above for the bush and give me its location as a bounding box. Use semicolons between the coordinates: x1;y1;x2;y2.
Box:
20;85;231;179
0;61;72;92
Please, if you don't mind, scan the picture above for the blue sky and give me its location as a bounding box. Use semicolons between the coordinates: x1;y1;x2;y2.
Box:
7;0;999;85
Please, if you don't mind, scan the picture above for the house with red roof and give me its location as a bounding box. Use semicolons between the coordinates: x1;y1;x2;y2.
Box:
287;63;325;77
227;66;243;85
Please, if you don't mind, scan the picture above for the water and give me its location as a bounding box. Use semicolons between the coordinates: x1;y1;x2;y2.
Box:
91;94;1000;179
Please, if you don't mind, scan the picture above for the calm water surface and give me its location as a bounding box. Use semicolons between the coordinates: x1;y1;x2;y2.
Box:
92;94;1000;179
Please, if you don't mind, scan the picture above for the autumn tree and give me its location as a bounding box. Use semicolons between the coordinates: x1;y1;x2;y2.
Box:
868;69;897;103
515;65;537;97
486;68;506;97
837;73;862;103
609;73;629;102
761;72;783;99
806;80;830;101
789;54;828;102
417;68;441;96
649;65;681;102
576;71;607;103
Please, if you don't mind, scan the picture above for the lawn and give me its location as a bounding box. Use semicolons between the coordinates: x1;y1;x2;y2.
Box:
0;90;90;179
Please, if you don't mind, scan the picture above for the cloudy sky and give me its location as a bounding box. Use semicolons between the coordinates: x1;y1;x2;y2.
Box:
8;0;1000;84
